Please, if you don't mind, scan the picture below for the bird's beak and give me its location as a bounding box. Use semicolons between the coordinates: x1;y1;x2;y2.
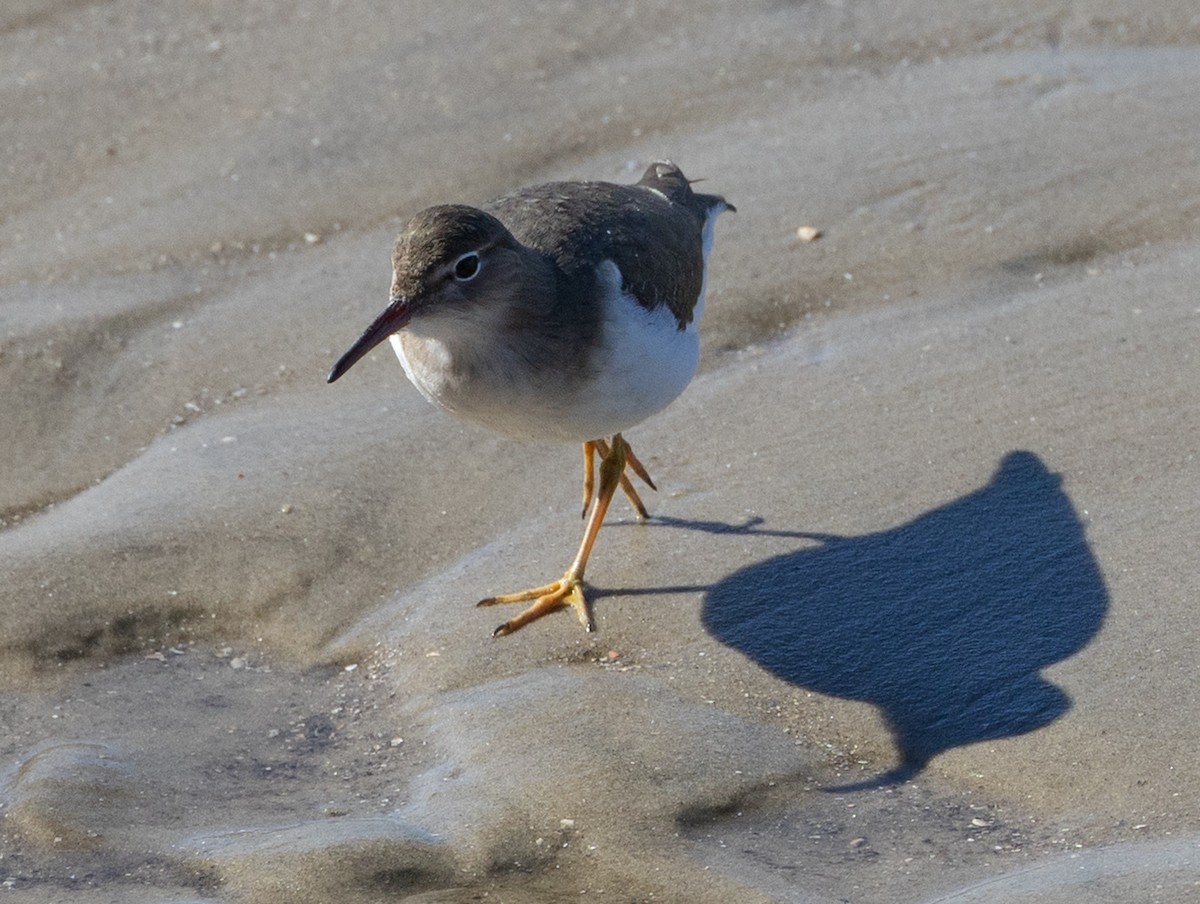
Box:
326;294;412;383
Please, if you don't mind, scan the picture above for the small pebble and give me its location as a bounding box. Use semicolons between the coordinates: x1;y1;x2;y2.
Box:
796;225;822;242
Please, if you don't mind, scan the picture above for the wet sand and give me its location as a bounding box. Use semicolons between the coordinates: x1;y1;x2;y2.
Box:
3;1;1199;901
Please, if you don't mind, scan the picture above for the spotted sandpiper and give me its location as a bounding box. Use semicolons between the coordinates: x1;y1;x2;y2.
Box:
327;161;733;636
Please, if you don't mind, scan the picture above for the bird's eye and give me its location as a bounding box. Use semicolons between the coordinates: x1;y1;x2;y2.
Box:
453;252;481;281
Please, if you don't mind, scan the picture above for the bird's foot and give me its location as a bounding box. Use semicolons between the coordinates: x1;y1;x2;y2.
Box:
582;438;656;520
485;434;630;637
478;574;593;637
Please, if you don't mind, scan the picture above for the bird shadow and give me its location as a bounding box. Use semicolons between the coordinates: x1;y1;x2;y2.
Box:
617;451;1109;790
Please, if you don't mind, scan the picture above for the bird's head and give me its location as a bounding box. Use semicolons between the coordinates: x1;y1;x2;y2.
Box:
327;205;522;383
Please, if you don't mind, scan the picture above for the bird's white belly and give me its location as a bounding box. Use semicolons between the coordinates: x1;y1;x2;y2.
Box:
566;277;699;440
391;265;701;443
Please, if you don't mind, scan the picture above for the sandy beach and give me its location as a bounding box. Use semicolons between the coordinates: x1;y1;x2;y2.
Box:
2;1;1199;901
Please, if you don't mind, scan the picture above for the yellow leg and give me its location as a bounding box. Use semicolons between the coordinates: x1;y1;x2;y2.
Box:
593;438;656;520
480;434;632;636
581;440;597;518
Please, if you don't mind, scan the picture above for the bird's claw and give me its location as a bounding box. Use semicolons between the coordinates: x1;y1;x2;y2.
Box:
480;576;594;636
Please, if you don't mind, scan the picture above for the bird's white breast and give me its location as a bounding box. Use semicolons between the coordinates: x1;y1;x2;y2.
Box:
388;267;699;444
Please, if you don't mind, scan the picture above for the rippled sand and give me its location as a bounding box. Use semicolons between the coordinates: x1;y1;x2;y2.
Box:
3;1;1199;901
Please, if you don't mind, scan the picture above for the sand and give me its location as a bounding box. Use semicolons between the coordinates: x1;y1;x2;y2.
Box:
2;1;1199;901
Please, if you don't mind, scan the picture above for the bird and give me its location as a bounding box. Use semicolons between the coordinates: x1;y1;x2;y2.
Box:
327;161;733;636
